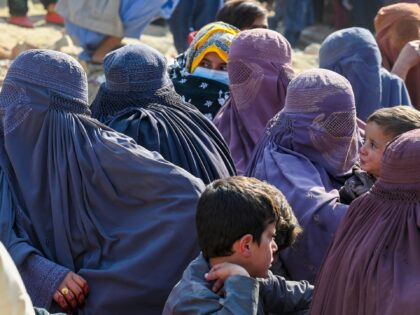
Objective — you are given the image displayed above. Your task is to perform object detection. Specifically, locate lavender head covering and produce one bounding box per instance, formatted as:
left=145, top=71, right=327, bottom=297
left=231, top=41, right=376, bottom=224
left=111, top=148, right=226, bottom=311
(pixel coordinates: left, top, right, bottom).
left=247, top=69, right=361, bottom=282
left=214, top=28, right=295, bottom=175
left=311, top=129, right=420, bottom=315
left=320, top=27, right=412, bottom=121
left=0, top=49, right=204, bottom=314
left=91, top=44, right=236, bottom=184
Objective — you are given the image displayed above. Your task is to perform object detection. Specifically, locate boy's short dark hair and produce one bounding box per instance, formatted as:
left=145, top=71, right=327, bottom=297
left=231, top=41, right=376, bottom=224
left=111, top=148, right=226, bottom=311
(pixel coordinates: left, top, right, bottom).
left=216, top=0, right=267, bottom=30
left=196, top=176, right=302, bottom=259
left=367, top=106, right=420, bottom=138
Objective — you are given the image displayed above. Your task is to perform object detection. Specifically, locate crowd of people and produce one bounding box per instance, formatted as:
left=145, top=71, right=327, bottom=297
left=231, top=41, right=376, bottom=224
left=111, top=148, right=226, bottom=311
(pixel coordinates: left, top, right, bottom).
left=0, top=0, right=419, bottom=314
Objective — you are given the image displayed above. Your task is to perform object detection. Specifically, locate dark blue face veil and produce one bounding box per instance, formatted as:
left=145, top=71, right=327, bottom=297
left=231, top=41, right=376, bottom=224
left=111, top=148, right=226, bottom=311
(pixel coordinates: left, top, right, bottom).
left=90, top=44, right=236, bottom=184
left=0, top=49, right=205, bottom=314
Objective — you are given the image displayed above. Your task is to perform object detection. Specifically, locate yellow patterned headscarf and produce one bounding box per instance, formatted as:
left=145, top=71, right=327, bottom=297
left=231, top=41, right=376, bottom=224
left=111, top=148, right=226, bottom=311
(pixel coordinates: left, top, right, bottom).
left=185, top=22, right=240, bottom=73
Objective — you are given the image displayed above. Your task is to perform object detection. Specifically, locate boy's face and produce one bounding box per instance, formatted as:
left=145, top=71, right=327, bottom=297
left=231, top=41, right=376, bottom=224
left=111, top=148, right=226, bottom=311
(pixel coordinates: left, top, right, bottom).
left=248, top=223, right=278, bottom=278
left=360, top=122, right=394, bottom=177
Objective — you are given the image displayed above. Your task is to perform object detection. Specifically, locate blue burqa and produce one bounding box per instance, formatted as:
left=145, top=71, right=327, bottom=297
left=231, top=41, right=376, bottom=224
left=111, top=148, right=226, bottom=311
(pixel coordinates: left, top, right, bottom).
left=246, top=69, right=361, bottom=283
left=319, top=27, right=412, bottom=121
left=0, top=49, right=205, bottom=314
left=91, top=44, right=236, bottom=184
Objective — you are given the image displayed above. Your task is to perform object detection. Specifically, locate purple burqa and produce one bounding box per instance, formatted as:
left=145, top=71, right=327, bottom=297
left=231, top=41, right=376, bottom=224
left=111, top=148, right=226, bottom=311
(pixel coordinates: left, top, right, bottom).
left=246, top=69, right=361, bottom=283
left=310, top=128, right=420, bottom=315
left=0, top=50, right=205, bottom=314
left=214, top=28, right=295, bottom=175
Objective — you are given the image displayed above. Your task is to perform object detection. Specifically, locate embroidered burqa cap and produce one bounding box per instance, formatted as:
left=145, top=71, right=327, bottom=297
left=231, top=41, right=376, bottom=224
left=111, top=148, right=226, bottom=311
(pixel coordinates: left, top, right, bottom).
left=4, top=48, right=88, bottom=102
left=0, top=49, right=204, bottom=314
left=91, top=44, right=236, bottom=183
left=214, top=28, right=295, bottom=174
left=320, top=27, right=412, bottom=121
left=246, top=69, right=361, bottom=282
left=310, top=128, right=420, bottom=315
left=375, top=3, right=420, bottom=109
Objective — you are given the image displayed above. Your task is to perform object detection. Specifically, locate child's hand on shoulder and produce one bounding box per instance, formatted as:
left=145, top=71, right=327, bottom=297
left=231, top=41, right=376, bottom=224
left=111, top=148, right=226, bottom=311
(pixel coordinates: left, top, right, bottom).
left=205, top=263, right=250, bottom=294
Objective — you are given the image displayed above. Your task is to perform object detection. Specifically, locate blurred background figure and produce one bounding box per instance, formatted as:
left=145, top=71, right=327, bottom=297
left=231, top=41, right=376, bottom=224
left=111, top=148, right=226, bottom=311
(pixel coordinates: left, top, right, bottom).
left=348, top=0, right=382, bottom=32
left=283, top=0, right=314, bottom=46
left=57, top=0, right=179, bottom=63
left=268, top=0, right=284, bottom=30
left=168, top=0, right=223, bottom=53
left=375, top=2, right=420, bottom=109
left=217, top=0, right=268, bottom=30
left=7, top=0, right=63, bottom=28
left=319, top=27, right=412, bottom=121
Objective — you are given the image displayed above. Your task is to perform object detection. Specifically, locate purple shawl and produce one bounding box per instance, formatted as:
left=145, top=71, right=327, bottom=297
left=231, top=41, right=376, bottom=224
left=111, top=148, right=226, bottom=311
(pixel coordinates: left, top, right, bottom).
left=214, top=29, right=295, bottom=175
left=246, top=69, right=361, bottom=283
left=0, top=49, right=204, bottom=314
left=310, top=128, right=420, bottom=315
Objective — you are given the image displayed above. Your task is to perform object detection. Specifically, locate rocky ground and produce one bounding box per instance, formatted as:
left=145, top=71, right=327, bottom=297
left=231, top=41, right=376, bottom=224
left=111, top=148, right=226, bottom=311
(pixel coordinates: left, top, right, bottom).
left=0, top=0, right=334, bottom=102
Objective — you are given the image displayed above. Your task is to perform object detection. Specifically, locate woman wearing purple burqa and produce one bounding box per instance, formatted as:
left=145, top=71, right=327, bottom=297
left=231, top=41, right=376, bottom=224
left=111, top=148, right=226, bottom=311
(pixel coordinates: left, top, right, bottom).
left=310, top=128, right=420, bottom=315
left=0, top=49, right=204, bottom=315
left=246, top=69, right=361, bottom=283
left=214, top=28, right=295, bottom=175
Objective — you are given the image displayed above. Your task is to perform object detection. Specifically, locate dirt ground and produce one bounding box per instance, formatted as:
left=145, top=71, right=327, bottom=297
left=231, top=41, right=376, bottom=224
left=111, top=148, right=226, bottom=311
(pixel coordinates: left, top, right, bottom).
left=0, top=0, right=331, bottom=102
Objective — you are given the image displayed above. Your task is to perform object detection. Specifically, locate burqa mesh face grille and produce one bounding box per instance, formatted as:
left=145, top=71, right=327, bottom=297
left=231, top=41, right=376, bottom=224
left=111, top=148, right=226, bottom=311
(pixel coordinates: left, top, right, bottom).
left=0, top=82, right=32, bottom=136
left=320, top=111, right=356, bottom=138
left=228, top=60, right=253, bottom=85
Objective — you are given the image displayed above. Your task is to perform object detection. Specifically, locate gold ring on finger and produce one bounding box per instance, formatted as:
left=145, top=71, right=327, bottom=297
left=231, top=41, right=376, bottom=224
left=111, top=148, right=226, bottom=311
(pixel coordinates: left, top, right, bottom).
left=61, top=287, right=69, bottom=295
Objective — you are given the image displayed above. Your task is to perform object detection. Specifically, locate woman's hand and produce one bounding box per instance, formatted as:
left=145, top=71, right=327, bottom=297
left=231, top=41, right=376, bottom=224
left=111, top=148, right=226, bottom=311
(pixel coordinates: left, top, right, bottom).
left=392, top=40, right=420, bottom=81
left=53, top=271, right=89, bottom=312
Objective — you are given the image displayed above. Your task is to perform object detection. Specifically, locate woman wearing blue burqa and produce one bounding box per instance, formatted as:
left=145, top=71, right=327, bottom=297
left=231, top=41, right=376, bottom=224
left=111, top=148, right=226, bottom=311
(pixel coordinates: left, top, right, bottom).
left=91, top=44, right=236, bottom=184
left=56, top=0, right=179, bottom=63
left=0, top=49, right=205, bottom=314
left=319, top=27, right=412, bottom=122
left=246, top=69, right=362, bottom=283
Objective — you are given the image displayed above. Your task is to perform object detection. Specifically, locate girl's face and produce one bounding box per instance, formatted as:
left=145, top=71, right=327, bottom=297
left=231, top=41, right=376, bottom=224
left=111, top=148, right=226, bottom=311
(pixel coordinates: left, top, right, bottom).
left=360, top=122, right=394, bottom=177
left=198, top=52, right=227, bottom=71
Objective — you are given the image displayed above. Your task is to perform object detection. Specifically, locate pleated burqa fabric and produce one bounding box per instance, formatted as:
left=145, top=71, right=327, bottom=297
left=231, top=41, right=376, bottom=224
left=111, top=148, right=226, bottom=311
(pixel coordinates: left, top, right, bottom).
left=311, top=129, right=420, bottom=315
left=91, top=44, right=236, bottom=184
left=0, top=49, right=205, bottom=315
left=319, top=27, right=412, bottom=121
left=246, top=69, right=361, bottom=283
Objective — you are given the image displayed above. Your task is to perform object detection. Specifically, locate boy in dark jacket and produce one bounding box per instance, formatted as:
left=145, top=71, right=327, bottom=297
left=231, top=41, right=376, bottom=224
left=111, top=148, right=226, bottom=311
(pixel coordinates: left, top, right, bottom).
left=164, top=176, right=313, bottom=315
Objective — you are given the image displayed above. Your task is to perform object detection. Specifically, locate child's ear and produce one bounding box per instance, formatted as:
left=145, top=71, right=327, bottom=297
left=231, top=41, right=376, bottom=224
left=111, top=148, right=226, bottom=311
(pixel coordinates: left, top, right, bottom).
left=236, top=234, right=254, bottom=257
